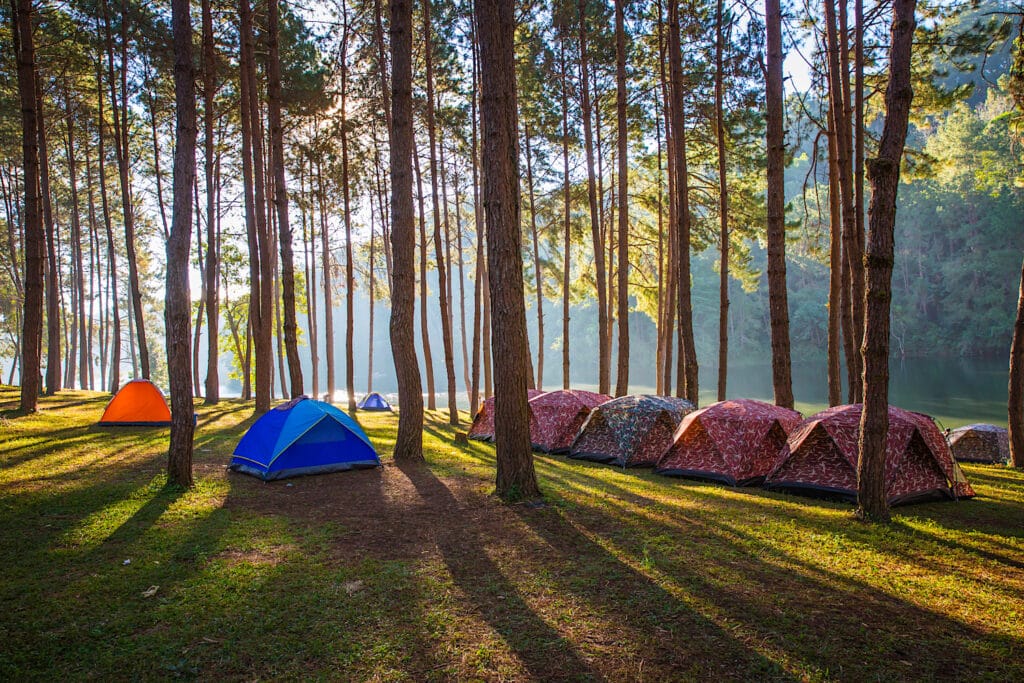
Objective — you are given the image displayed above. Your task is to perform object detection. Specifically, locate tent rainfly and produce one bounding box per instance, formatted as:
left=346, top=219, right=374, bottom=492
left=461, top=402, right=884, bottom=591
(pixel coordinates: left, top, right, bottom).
left=528, top=390, right=611, bottom=454
left=948, top=423, right=1009, bottom=464
left=357, top=392, right=393, bottom=412
left=98, top=379, right=172, bottom=426
left=468, top=389, right=546, bottom=441
left=570, top=395, right=696, bottom=467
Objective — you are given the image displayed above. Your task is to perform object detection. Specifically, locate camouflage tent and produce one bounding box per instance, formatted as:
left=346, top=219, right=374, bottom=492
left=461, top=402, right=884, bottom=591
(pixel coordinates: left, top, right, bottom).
left=765, top=404, right=975, bottom=505
left=528, top=390, right=610, bottom=453
left=468, top=389, right=545, bottom=441
left=655, top=399, right=802, bottom=486
left=949, top=423, right=1010, bottom=464
left=569, top=395, right=696, bottom=467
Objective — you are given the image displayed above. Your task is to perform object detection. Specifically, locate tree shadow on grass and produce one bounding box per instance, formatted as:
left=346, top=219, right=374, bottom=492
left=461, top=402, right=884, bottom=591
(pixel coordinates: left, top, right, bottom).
left=397, top=459, right=604, bottom=681
left=531, top=463, right=1024, bottom=680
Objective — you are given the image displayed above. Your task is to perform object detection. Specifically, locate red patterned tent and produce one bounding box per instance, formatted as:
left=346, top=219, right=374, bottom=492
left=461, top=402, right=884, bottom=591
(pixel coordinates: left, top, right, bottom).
left=528, top=390, right=611, bottom=453
left=765, top=404, right=975, bottom=505
left=468, top=389, right=545, bottom=441
left=654, top=399, right=802, bottom=485
left=570, top=395, right=696, bottom=467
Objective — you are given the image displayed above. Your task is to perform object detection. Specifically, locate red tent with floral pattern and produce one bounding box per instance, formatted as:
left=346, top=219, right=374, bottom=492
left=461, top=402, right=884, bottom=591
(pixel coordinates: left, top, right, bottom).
left=654, top=399, right=802, bottom=485
left=528, top=390, right=611, bottom=453
left=468, top=389, right=545, bottom=441
left=765, top=404, right=975, bottom=505
left=570, top=395, right=696, bottom=467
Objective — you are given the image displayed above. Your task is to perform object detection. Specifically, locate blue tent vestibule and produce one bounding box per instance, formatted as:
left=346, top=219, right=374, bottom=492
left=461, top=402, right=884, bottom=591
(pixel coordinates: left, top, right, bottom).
left=357, top=392, right=392, bottom=411
left=230, top=397, right=380, bottom=480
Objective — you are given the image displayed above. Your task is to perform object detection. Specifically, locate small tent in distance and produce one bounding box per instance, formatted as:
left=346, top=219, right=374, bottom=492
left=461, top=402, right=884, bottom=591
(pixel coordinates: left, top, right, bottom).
left=357, top=392, right=393, bottom=412
left=949, top=423, right=1009, bottom=464
left=98, top=379, right=172, bottom=426
left=230, top=397, right=380, bottom=480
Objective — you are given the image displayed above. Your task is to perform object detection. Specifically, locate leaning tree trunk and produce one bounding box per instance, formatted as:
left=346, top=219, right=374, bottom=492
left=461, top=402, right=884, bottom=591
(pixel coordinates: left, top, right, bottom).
left=166, top=0, right=197, bottom=488
left=477, top=0, right=540, bottom=501
left=857, top=0, right=917, bottom=523
left=766, top=0, right=794, bottom=409
left=614, top=0, right=630, bottom=397
left=11, top=0, right=44, bottom=413
left=389, top=0, right=424, bottom=461
left=1009, top=258, right=1024, bottom=468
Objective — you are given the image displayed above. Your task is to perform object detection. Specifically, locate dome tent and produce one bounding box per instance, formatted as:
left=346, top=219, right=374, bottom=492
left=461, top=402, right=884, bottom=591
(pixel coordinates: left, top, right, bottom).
left=528, top=390, right=611, bottom=454
left=765, top=404, right=975, bottom=505
left=654, top=399, right=802, bottom=486
left=357, top=392, right=392, bottom=412
left=570, top=395, right=696, bottom=467
left=98, top=379, right=172, bottom=426
left=230, top=397, right=380, bottom=480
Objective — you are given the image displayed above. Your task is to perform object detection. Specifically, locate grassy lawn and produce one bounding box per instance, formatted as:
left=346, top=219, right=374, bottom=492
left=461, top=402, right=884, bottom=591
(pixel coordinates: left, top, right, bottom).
left=1, top=387, right=1022, bottom=681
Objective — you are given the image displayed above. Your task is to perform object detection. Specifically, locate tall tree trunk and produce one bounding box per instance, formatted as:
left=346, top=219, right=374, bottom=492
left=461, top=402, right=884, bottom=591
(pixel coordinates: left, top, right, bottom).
left=828, top=117, right=843, bottom=406
left=414, top=149, right=437, bottom=410
left=476, top=0, right=540, bottom=500
left=524, top=128, right=544, bottom=391
left=95, top=51, right=121, bottom=392
left=389, top=0, right=424, bottom=461
left=714, top=0, right=729, bottom=402
left=453, top=157, right=471, bottom=404
left=339, top=14, right=356, bottom=411
left=857, top=0, right=917, bottom=523
left=84, top=136, right=99, bottom=389
left=368, top=201, right=376, bottom=394
left=12, top=0, right=43, bottom=412
left=1009, top=258, right=1024, bottom=468
left=102, top=0, right=149, bottom=379
left=37, top=69, right=60, bottom=394
left=423, top=0, right=459, bottom=424
left=268, top=0, right=303, bottom=398
left=301, top=162, right=319, bottom=397
left=239, top=0, right=272, bottom=413
left=825, top=0, right=863, bottom=402
left=167, top=0, right=197, bottom=487
left=560, top=36, right=571, bottom=391
left=470, top=26, right=484, bottom=417
left=65, top=94, right=89, bottom=390
left=765, top=0, right=793, bottom=408
left=202, top=0, right=219, bottom=403
left=667, top=0, right=697, bottom=404
left=614, top=0, right=630, bottom=397
left=577, top=0, right=610, bottom=395
left=317, top=157, right=335, bottom=402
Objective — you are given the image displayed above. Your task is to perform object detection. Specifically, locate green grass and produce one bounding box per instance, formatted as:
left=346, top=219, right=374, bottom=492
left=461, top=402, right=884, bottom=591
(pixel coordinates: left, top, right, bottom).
left=1, top=387, right=1022, bottom=681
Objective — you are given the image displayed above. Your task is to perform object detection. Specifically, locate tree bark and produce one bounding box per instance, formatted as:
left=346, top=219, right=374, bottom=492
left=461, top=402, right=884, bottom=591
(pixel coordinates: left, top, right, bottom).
left=476, top=0, right=540, bottom=500
left=1009, top=258, right=1024, bottom=468
left=267, top=0, right=303, bottom=398
left=390, top=0, right=424, bottom=461
left=11, top=0, right=43, bottom=412
left=577, top=0, right=610, bottom=395
left=414, top=148, right=436, bottom=410
left=614, top=0, right=630, bottom=397
left=64, top=94, right=89, bottom=390
left=765, top=0, right=793, bottom=409
left=858, top=0, right=917, bottom=523
left=316, top=157, right=334, bottom=402
left=470, top=27, right=484, bottom=416
left=37, top=67, right=60, bottom=394
left=166, top=0, right=197, bottom=488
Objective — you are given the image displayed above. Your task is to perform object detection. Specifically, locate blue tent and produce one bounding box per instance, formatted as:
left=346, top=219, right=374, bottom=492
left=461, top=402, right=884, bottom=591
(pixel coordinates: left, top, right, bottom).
left=357, top=392, right=392, bottom=412
left=230, top=397, right=380, bottom=480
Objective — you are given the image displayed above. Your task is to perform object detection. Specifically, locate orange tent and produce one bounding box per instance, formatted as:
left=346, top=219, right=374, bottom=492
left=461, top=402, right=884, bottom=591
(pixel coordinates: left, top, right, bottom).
left=98, top=379, right=172, bottom=426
